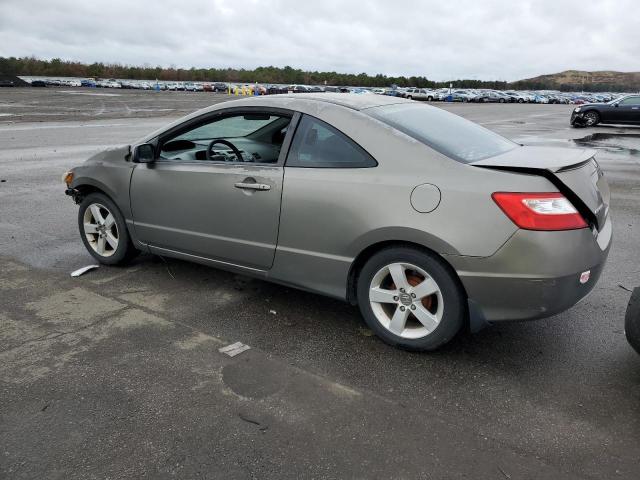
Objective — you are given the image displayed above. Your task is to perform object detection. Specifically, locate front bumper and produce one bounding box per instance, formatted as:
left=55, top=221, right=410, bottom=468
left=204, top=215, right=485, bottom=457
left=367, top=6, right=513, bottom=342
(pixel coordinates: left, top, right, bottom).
left=570, top=111, right=587, bottom=126
left=445, top=215, right=612, bottom=322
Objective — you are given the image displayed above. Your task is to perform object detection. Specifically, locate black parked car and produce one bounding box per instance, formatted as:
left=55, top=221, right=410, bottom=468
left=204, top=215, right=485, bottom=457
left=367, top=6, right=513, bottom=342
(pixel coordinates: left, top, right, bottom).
left=266, top=84, right=288, bottom=95
left=212, top=82, right=227, bottom=92
left=31, top=80, right=47, bottom=87
left=571, top=94, right=640, bottom=127
left=626, top=287, right=640, bottom=354
left=287, top=85, right=310, bottom=93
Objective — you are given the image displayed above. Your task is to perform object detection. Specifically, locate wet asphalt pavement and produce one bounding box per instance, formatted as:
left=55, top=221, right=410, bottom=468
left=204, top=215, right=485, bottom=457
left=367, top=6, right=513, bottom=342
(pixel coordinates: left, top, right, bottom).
left=1, top=89, right=639, bottom=479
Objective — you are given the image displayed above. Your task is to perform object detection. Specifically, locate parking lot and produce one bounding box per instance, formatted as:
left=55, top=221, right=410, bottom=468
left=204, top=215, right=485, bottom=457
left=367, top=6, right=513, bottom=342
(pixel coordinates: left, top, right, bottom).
left=1, top=88, right=639, bottom=479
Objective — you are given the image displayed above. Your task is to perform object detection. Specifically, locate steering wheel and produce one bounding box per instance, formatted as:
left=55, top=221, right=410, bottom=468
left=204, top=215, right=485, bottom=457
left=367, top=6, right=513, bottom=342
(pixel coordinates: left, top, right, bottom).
left=206, top=139, right=244, bottom=162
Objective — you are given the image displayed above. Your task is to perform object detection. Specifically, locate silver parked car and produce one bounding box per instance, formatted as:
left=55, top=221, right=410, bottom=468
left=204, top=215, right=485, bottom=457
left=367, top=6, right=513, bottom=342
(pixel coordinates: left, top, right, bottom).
left=404, top=88, right=436, bottom=101
left=63, top=94, right=612, bottom=350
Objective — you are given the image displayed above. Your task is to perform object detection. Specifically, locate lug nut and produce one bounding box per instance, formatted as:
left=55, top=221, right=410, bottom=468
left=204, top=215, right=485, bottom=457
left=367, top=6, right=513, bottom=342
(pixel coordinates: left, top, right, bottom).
left=410, top=305, right=416, bottom=310
left=400, top=288, right=405, bottom=293
left=393, top=296, right=399, bottom=301
left=400, top=306, right=405, bottom=312
left=411, top=293, right=416, bottom=298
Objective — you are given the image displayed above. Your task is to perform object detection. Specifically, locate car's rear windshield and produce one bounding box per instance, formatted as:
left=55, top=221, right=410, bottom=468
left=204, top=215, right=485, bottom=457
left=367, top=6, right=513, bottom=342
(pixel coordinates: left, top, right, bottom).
left=365, top=103, right=517, bottom=163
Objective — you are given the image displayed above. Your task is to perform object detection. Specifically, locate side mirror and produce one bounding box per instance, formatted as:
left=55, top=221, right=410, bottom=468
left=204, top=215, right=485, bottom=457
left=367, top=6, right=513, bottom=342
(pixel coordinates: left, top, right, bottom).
left=132, top=143, right=155, bottom=163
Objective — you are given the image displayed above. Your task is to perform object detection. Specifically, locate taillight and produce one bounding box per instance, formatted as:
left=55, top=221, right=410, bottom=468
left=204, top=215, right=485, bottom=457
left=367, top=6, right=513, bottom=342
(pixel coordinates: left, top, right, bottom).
left=492, top=192, right=588, bottom=231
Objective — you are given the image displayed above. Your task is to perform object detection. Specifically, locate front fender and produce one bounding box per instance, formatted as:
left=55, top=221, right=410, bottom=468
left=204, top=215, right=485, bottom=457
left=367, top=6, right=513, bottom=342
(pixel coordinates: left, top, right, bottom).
left=69, top=162, right=135, bottom=221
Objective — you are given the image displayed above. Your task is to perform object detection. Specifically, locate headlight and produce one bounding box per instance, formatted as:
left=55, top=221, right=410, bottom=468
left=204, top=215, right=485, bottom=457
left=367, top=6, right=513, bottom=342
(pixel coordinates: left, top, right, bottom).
left=62, top=171, right=74, bottom=186
left=574, top=107, right=581, bottom=113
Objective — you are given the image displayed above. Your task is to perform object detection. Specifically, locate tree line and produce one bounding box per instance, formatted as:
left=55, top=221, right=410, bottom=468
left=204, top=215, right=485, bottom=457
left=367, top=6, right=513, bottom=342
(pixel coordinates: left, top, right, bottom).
left=0, top=56, right=627, bottom=91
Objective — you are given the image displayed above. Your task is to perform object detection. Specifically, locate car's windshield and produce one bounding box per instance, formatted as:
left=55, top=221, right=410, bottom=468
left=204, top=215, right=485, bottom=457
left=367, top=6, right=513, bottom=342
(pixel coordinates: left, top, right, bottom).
left=365, top=103, right=518, bottom=163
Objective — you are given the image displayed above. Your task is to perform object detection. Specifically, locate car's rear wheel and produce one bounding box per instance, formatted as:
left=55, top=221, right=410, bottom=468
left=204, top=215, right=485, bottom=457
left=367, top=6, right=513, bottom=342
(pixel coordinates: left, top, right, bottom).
left=406, top=95, right=412, bottom=100
left=584, top=110, right=600, bottom=126
left=356, top=247, right=465, bottom=351
left=78, top=192, right=138, bottom=265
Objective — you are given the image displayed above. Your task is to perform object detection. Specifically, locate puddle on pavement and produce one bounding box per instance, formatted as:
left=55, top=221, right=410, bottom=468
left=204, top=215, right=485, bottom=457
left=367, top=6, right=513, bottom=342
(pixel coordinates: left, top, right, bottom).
left=519, top=133, right=640, bottom=163
left=571, top=133, right=640, bottom=158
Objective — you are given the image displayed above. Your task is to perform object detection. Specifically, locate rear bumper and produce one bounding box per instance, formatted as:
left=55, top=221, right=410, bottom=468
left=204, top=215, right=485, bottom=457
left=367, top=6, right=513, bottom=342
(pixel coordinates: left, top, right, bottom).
left=445, top=216, right=612, bottom=322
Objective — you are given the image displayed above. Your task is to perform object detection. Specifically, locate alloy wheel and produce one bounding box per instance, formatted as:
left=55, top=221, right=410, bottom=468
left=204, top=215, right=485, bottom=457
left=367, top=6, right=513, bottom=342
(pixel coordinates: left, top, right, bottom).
left=369, top=262, right=444, bottom=339
left=83, top=203, right=119, bottom=257
left=584, top=111, right=599, bottom=126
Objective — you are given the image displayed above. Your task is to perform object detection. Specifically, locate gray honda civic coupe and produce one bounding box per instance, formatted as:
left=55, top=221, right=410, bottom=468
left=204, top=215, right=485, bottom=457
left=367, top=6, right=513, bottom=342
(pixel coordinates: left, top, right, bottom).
left=63, top=94, right=612, bottom=350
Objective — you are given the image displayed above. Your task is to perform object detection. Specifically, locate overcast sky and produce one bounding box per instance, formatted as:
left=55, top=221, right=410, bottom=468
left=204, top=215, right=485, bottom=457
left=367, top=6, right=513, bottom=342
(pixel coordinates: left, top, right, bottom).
left=0, top=0, right=637, bottom=81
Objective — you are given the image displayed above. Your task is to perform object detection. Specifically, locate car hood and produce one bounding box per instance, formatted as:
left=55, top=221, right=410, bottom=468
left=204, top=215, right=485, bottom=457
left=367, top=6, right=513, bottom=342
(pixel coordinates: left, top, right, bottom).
left=576, top=102, right=607, bottom=108
left=84, top=145, right=131, bottom=165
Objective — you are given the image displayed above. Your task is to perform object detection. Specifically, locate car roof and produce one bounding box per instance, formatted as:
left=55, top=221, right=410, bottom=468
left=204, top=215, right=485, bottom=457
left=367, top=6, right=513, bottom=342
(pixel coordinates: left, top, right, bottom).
left=211, top=93, right=412, bottom=112
left=138, top=93, right=412, bottom=143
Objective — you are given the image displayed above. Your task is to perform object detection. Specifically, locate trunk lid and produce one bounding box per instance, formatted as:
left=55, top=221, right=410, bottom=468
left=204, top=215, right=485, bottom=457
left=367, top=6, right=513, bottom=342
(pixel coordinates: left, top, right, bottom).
left=473, top=146, right=610, bottom=230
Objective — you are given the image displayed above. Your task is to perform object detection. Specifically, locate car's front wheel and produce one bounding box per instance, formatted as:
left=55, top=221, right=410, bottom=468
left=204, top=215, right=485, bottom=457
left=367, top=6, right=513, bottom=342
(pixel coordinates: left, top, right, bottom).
left=583, top=110, right=600, bottom=126
left=356, top=247, right=465, bottom=351
left=78, top=192, right=138, bottom=265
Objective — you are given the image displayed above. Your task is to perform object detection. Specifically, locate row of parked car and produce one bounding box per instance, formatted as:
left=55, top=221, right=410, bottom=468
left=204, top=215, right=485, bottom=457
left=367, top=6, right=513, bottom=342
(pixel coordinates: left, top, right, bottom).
left=23, top=77, right=625, bottom=105
left=375, top=87, right=620, bottom=104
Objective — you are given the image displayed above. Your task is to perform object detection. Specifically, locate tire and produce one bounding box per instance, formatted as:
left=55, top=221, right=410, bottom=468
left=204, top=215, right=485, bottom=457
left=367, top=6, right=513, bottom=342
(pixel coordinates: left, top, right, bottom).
left=518, top=98, right=524, bottom=103
left=406, top=95, right=412, bottom=100
left=499, top=98, right=505, bottom=103
left=583, top=110, right=600, bottom=126
left=356, top=247, right=465, bottom=351
left=625, top=287, right=640, bottom=354
left=78, top=192, right=138, bottom=265
left=427, top=96, right=433, bottom=101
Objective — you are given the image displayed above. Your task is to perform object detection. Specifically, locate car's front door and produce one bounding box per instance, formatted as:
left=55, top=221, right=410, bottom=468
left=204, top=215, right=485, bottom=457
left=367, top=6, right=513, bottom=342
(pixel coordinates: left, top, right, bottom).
left=130, top=109, right=296, bottom=270
left=614, top=96, right=640, bottom=124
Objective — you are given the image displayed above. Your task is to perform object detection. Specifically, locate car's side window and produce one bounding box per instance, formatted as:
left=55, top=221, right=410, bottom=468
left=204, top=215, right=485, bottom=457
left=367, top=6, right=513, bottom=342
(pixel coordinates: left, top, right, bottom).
left=619, top=96, right=640, bottom=106
left=286, top=115, right=377, bottom=168
left=158, top=112, right=291, bottom=164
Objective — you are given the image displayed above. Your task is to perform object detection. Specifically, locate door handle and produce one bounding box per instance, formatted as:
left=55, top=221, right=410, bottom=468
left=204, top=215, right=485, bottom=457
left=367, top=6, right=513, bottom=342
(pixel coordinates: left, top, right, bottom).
left=234, top=182, right=271, bottom=191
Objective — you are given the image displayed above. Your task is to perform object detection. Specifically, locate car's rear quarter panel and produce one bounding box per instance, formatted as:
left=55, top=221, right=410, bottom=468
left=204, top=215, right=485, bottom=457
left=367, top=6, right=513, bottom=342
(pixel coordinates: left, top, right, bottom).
left=268, top=102, right=557, bottom=300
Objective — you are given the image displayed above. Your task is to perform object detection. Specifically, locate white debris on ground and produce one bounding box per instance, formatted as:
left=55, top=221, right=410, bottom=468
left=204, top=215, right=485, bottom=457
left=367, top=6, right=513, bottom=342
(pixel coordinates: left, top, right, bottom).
left=70, top=265, right=99, bottom=277
left=218, top=342, right=251, bottom=357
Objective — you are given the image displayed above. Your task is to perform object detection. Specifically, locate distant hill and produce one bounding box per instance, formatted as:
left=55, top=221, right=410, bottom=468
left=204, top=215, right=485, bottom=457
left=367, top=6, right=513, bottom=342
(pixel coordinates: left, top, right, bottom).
left=512, top=70, right=640, bottom=92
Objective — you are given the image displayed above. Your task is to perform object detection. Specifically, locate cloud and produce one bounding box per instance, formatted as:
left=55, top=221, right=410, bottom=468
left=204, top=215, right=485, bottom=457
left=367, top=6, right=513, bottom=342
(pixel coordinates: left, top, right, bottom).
left=0, top=0, right=638, bottom=81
